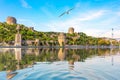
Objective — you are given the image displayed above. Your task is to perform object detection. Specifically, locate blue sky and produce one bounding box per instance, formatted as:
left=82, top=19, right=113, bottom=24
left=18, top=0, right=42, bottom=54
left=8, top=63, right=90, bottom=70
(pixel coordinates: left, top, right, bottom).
left=0, top=0, right=120, bottom=38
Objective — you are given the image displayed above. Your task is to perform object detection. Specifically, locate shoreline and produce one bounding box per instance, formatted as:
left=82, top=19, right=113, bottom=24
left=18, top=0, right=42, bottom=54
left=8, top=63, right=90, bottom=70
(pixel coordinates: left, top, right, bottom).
left=0, top=45, right=119, bottom=49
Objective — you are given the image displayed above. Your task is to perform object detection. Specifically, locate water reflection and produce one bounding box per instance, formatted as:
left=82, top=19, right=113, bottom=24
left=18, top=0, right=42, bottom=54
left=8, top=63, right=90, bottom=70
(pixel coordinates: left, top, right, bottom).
left=0, top=48, right=119, bottom=71
left=0, top=48, right=120, bottom=79
left=15, top=48, right=22, bottom=61
left=68, top=59, right=74, bottom=70
left=7, top=70, right=18, bottom=80
left=110, top=48, right=114, bottom=66
left=58, top=48, right=66, bottom=61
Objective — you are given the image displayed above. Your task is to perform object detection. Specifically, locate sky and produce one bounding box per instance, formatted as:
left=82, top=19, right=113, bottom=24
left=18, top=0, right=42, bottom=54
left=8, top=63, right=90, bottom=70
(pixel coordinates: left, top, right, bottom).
left=0, top=0, right=120, bottom=38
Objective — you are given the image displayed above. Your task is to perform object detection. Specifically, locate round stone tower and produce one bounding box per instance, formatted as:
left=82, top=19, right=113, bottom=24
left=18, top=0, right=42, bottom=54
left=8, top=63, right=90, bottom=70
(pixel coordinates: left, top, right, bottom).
left=68, top=27, right=74, bottom=34
left=58, top=33, right=66, bottom=46
left=6, top=16, right=17, bottom=25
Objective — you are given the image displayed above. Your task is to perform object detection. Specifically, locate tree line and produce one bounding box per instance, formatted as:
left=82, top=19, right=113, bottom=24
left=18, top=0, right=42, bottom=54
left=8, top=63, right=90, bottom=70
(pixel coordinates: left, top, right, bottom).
left=0, top=22, right=119, bottom=46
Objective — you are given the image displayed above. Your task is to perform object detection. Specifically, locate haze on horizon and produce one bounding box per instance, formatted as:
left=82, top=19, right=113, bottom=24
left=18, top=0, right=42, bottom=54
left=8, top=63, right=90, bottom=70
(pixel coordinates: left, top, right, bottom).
left=0, top=0, right=120, bottom=38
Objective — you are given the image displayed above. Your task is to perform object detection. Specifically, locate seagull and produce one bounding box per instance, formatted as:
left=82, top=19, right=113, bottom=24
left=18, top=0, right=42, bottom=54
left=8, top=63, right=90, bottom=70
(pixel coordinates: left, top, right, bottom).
left=59, top=8, right=74, bottom=17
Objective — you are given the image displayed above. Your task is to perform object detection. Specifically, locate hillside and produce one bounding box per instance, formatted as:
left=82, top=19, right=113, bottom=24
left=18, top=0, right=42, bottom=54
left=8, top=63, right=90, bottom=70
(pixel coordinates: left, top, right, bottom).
left=0, top=22, right=118, bottom=46
left=0, top=22, right=59, bottom=42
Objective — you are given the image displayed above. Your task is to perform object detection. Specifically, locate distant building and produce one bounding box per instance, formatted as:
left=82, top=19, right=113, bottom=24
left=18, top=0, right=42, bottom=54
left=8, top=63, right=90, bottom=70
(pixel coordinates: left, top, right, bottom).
left=68, top=27, right=74, bottom=34
left=29, top=27, right=34, bottom=31
left=6, top=16, right=17, bottom=25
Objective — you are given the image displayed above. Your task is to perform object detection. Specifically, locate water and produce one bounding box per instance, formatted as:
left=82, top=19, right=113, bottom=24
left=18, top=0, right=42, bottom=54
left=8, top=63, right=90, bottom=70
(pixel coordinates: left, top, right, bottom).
left=0, top=48, right=120, bottom=80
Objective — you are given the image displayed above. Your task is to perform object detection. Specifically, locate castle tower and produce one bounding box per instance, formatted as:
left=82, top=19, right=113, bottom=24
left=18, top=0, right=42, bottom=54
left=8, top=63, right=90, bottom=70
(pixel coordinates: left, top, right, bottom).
left=68, top=27, right=74, bottom=34
left=29, top=27, right=34, bottom=32
left=15, top=25, right=21, bottom=46
left=58, top=33, right=66, bottom=46
left=6, top=16, right=17, bottom=25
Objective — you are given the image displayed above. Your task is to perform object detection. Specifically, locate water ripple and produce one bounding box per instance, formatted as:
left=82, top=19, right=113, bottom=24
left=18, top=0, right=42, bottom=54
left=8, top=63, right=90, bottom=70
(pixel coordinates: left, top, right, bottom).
left=10, top=61, right=120, bottom=80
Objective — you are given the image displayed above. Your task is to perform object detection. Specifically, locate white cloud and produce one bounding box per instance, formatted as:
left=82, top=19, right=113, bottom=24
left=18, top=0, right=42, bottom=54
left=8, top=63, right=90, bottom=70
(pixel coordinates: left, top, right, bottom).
left=80, top=29, right=120, bottom=39
left=82, top=29, right=103, bottom=37
left=76, top=10, right=106, bottom=21
left=42, top=10, right=120, bottom=38
left=18, top=8, right=120, bottom=38
left=20, top=0, right=32, bottom=8
left=101, top=30, right=120, bottom=39
left=44, top=10, right=106, bottom=32
left=18, top=18, right=36, bottom=27
left=117, top=12, right=120, bottom=16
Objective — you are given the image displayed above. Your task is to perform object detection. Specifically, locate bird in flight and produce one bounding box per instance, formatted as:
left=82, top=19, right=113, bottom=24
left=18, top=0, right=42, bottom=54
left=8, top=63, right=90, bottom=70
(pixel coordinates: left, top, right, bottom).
left=59, top=8, right=74, bottom=17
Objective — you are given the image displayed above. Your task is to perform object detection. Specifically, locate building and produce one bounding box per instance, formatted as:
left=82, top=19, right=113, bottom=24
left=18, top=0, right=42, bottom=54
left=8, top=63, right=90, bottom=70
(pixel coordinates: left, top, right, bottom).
left=58, top=33, right=66, bottom=46
left=15, top=25, right=21, bottom=46
left=68, top=27, right=74, bottom=34
left=29, top=27, right=34, bottom=31
left=6, top=16, right=17, bottom=25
